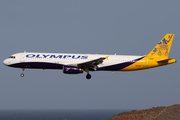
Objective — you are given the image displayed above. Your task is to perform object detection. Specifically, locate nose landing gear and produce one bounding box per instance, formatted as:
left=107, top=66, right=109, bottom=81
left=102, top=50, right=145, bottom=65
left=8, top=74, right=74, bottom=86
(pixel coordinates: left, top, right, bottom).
left=20, top=68, right=25, bottom=77
left=20, top=73, right=24, bottom=77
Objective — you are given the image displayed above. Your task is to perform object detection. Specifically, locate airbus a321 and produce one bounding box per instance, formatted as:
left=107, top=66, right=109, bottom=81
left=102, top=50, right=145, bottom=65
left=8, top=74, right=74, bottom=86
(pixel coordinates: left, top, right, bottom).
left=3, top=34, right=176, bottom=79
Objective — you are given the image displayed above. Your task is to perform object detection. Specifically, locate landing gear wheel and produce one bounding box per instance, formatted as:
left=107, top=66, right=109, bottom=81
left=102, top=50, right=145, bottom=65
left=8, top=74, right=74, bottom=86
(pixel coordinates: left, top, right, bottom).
left=20, top=73, right=24, bottom=77
left=20, top=68, right=25, bottom=77
left=86, top=74, right=91, bottom=79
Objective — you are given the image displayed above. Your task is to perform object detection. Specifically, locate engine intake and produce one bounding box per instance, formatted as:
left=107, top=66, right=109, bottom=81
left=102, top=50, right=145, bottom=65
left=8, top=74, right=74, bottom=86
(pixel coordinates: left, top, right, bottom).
left=63, top=65, right=83, bottom=74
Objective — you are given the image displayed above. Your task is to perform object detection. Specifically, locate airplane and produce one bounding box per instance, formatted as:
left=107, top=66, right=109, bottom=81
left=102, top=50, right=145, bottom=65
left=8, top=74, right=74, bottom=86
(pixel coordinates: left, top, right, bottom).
left=3, top=34, right=176, bottom=79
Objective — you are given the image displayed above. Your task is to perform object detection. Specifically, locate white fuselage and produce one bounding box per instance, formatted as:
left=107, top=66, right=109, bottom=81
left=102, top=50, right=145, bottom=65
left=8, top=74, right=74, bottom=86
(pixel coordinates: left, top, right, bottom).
left=3, top=52, right=143, bottom=71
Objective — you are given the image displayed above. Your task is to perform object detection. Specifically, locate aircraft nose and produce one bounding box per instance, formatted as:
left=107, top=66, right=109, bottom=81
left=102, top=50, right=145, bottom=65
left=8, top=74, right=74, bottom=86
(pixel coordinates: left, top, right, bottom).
left=3, top=59, right=9, bottom=66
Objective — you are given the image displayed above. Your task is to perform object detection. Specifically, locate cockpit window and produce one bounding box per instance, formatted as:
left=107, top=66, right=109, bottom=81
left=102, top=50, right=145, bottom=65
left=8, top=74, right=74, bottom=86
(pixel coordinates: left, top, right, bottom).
left=9, top=56, right=15, bottom=59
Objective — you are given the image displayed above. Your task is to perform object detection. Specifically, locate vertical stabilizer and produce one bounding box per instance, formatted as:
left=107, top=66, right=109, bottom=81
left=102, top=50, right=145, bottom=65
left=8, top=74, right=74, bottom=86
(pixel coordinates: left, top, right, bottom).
left=146, top=34, right=174, bottom=60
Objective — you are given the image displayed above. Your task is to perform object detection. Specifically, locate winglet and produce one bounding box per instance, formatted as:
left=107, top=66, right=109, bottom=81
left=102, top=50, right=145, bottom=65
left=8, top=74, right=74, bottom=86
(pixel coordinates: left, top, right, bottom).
left=105, top=55, right=109, bottom=60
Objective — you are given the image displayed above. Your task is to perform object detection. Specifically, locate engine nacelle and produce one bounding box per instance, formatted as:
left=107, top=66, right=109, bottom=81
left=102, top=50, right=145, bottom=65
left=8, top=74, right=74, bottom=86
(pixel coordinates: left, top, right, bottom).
left=63, top=65, right=83, bottom=74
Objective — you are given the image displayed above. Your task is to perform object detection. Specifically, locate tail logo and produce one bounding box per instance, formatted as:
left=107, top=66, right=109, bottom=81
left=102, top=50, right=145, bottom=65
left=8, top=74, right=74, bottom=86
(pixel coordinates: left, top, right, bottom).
left=151, top=35, right=173, bottom=57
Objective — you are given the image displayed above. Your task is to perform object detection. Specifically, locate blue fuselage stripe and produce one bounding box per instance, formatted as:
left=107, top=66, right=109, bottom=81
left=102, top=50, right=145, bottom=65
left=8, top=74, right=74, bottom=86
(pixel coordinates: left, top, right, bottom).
left=97, top=57, right=143, bottom=71
left=9, top=62, right=63, bottom=69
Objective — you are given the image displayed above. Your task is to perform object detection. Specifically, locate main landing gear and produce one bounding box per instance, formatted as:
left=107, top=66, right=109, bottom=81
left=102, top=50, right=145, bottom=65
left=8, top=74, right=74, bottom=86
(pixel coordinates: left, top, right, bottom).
left=20, top=68, right=25, bottom=77
left=86, top=74, right=91, bottom=79
left=85, top=68, right=91, bottom=79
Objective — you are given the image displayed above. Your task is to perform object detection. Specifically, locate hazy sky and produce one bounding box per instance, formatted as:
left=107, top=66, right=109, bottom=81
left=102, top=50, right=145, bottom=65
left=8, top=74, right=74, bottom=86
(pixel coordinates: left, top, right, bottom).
left=0, top=0, right=180, bottom=110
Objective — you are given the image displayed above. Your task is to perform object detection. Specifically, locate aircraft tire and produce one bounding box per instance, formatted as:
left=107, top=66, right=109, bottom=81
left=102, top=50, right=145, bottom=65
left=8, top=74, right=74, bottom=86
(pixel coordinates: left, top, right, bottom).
left=86, top=74, right=91, bottom=79
left=20, top=73, right=24, bottom=77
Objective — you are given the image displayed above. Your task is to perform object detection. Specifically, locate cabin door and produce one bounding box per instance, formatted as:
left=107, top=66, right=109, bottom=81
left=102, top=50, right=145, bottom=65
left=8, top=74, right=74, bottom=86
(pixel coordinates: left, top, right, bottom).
left=20, top=52, right=25, bottom=63
left=54, top=58, right=59, bottom=64
left=143, top=58, right=148, bottom=66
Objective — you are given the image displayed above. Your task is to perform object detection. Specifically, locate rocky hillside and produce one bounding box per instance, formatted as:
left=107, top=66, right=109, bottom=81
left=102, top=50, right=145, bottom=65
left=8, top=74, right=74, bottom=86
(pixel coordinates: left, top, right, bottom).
left=110, top=104, right=180, bottom=120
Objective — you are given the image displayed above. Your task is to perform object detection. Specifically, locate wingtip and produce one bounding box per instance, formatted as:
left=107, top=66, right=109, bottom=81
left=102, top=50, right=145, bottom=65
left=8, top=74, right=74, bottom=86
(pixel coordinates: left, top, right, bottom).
left=105, top=55, right=109, bottom=60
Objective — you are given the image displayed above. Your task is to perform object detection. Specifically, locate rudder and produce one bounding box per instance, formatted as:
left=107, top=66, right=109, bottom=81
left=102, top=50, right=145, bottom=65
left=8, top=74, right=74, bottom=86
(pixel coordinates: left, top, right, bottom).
left=146, top=34, right=174, bottom=60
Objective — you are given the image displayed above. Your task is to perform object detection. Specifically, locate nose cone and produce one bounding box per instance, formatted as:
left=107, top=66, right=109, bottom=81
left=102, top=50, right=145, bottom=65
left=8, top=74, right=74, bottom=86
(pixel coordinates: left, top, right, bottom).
left=3, top=59, right=9, bottom=66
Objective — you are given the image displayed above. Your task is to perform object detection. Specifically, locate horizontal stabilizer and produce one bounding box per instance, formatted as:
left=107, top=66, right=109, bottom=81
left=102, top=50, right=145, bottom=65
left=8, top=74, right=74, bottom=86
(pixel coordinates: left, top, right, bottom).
left=157, top=58, right=176, bottom=65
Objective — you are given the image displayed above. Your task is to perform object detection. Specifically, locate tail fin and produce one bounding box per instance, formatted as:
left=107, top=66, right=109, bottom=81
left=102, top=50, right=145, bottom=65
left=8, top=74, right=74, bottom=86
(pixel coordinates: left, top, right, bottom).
left=146, top=34, right=174, bottom=60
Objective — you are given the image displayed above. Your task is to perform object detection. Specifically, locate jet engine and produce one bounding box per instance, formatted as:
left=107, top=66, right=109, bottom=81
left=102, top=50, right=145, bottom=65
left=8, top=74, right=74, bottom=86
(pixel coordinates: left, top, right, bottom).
left=63, top=65, right=83, bottom=74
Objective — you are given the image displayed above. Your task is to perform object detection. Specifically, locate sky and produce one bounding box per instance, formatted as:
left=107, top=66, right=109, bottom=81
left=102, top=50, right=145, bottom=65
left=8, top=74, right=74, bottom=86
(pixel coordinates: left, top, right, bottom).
left=0, top=0, right=180, bottom=110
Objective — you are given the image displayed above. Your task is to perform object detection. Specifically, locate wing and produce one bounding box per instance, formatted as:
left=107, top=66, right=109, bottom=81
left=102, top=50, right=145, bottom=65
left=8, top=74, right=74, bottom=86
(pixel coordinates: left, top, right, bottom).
left=77, top=56, right=109, bottom=70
